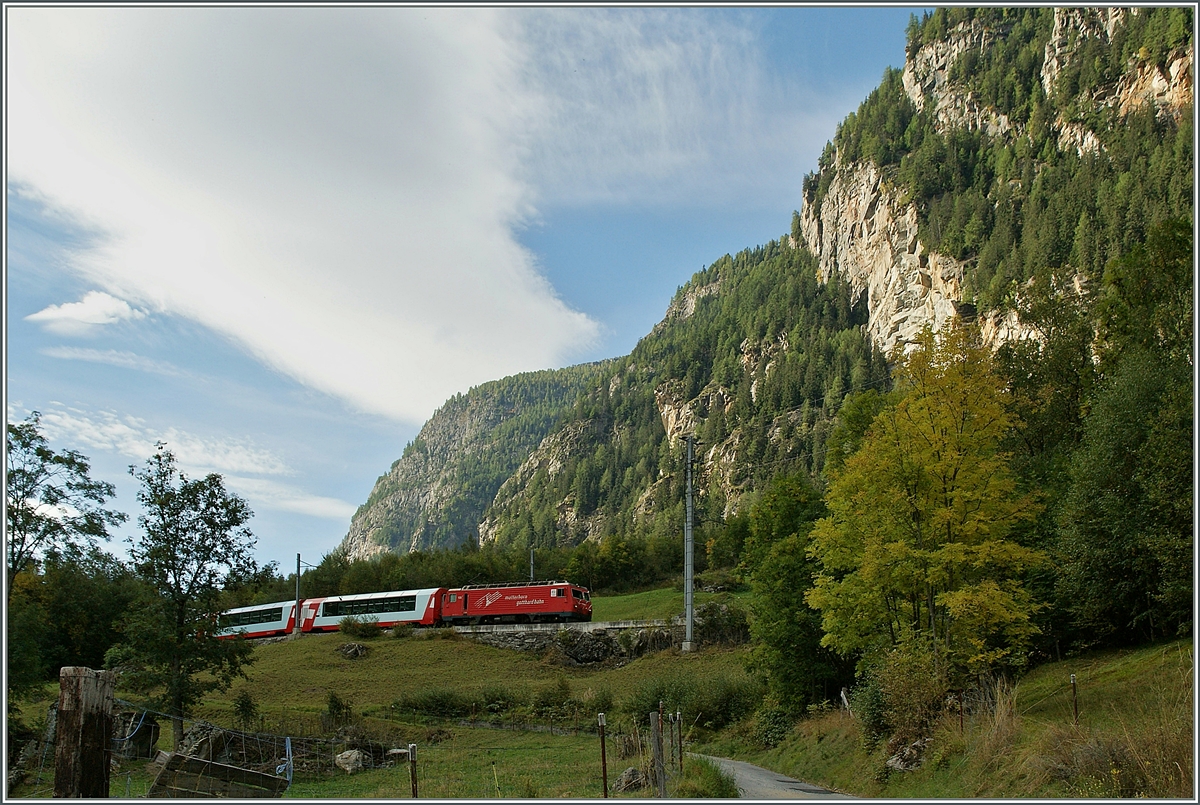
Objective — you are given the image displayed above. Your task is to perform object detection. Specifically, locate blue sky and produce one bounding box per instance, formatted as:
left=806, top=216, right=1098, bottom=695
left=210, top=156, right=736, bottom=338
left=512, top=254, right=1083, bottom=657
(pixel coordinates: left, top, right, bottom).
left=6, top=6, right=922, bottom=571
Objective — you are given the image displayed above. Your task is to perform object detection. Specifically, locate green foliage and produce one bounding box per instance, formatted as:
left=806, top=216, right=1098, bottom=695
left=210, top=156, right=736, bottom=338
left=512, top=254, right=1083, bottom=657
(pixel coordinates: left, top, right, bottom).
left=1055, top=349, right=1192, bottom=645
left=621, top=671, right=763, bottom=731
left=808, top=326, right=1045, bottom=679
left=532, top=677, right=572, bottom=716
left=325, top=689, right=353, bottom=726
left=338, top=615, right=382, bottom=639
left=231, top=689, right=259, bottom=731
left=392, top=689, right=472, bottom=719
left=751, top=702, right=795, bottom=748
left=6, top=411, right=127, bottom=597
left=357, top=364, right=608, bottom=552
left=105, top=444, right=257, bottom=751
left=674, top=756, right=740, bottom=798
left=807, top=9, right=1191, bottom=312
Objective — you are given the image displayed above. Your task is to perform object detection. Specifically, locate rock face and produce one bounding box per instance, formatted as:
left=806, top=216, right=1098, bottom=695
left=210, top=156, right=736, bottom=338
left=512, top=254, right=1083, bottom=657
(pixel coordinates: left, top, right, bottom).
left=800, top=159, right=969, bottom=356
left=800, top=7, right=1193, bottom=357
left=339, top=365, right=603, bottom=559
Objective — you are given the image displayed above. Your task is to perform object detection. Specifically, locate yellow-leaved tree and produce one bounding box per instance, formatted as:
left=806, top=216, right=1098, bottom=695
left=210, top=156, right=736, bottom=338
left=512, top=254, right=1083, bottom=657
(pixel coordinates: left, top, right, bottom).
left=806, top=324, right=1044, bottom=680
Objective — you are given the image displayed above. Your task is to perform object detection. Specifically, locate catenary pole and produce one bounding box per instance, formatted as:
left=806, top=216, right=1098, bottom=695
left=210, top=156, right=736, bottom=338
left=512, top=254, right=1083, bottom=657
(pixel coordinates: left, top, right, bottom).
left=294, top=553, right=302, bottom=635
left=683, top=434, right=695, bottom=652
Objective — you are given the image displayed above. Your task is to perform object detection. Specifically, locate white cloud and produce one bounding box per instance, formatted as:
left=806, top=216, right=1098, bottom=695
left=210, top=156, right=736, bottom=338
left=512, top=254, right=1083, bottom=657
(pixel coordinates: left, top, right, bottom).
left=222, top=477, right=358, bottom=521
left=40, top=346, right=183, bottom=376
left=7, top=7, right=597, bottom=425
left=6, top=8, right=843, bottom=424
left=514, top=8, right=845, bottom=206
left=25, top=291, right=146, bottom=336
left=30, top=405, right=290, bottom=478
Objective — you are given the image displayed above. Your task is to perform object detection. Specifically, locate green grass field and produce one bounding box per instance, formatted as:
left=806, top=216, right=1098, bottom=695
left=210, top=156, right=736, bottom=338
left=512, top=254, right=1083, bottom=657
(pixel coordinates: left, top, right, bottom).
left=589, top=585, right=748, bottom=623
left=693, top=638, right=1194, bottom=799
left=8, top=589, right=1191, bottom=799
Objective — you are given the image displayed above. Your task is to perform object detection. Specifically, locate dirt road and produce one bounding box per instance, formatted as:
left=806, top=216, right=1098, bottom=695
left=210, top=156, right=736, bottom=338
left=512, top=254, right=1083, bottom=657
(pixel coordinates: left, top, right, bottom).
left=693, top=754, right=853, bottom=799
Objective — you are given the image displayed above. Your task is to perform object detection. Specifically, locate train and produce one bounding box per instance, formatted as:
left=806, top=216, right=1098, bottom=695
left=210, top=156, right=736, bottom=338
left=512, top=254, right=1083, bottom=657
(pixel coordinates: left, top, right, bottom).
left=216, top=580, right=593, bottom=639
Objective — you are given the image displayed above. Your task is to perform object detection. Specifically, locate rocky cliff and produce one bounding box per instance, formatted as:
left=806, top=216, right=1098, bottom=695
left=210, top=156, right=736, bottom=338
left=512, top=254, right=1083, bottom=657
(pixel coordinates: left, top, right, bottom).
left=339, top=364, right=606, bottom=561
left=799, top=7, right=1192, bottom=356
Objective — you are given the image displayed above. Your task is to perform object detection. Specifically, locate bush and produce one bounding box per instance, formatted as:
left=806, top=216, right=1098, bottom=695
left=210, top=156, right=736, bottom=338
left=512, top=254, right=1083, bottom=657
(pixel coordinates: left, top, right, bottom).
left=339, top=616, right=382, bottom=639
left=533, top=677, right=572, bottom=716
left=392, top=689, right=472, bottom=719
left=326, top=690, right=352, bottom=726
left=752, top=702, right=794, bottom=748
left=232, top=689, right=259, bottom=731
left=876, top=645, right=950, bottom=747
left=849, top=674, right=889, bottom=750
left=390, top=624, right=414, bottom=639
left=476, top=685, right=523, bottom=714
left=693, top=599, right=750, bottom=645
left=622, top=671, right=762, bottom=731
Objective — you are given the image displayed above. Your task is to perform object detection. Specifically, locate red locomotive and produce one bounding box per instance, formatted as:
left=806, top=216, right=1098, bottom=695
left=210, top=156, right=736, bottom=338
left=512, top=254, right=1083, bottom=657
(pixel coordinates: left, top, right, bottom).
left=440, top=580, right=592, bottom=625
left=217, top=580, right=591, bottom=639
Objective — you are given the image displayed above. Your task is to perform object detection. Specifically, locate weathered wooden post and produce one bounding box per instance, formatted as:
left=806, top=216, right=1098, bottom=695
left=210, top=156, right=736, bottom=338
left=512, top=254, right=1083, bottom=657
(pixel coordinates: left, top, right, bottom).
left=650, top=711, right=665, bottom=798
left=1071, top=674, right=1078, bottom=726
left=408, top=743, right=418, bottom=798
left=675, top=710, right=683, bottom=774
left=54, top=667, right=115, bottom=798
left=598, top=712, right=608, bottom=798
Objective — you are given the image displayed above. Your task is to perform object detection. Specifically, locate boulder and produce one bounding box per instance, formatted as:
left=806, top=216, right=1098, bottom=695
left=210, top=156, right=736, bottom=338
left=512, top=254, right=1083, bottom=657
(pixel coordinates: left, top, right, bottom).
left=611, top=766, right=647, bottom=793
left=337, top=642, right=369, bottom=659
left=335, top=749, right=368, bottom=774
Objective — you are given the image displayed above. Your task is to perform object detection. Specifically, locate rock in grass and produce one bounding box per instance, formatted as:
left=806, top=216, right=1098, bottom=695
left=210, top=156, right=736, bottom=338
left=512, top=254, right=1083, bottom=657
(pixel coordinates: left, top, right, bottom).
left=337, top=642, right=369, bottom=659
left=611, top=766, right=647, bottom=792
left=335, top=749, right=368, bottom=774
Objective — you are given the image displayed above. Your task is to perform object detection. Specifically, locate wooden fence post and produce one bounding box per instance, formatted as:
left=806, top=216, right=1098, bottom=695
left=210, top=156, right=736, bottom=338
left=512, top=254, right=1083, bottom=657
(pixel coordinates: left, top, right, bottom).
left=598, top=713, right=608, bottom=798
left=408, top=743, right=418, bottom=798
left=54, top=667, right=115, bottom=798
left=650, top=711, right=665, bottom=798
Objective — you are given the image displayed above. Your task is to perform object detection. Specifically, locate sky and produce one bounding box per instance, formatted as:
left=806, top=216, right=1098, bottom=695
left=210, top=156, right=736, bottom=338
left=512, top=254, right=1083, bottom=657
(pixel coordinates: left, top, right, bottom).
left=6, top=6, right=923, bottom=573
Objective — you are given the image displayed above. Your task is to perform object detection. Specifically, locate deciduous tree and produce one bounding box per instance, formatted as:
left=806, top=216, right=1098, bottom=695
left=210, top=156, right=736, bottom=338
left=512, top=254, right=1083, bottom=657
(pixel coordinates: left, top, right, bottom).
left=6, top=412, right=126, bottom=599
left=105, top=445, right=258, bottom=750
left=806, top=325, right=1044, bottom=679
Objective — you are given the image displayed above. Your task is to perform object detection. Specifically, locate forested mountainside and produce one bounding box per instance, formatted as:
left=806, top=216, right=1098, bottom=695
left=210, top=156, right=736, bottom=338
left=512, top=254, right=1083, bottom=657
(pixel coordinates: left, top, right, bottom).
left=801, top=6, right=1192, bottom=353
left=341, top=364, right=609, bottom=557
left=340, top=7, right=1191, bottom=567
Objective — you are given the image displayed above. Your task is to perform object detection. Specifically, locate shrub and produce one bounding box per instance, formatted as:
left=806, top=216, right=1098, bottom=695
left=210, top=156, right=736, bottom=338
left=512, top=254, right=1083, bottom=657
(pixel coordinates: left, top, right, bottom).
left=390, top=624, right=414, bottom=639
left=533, top=677, right=572, bottom=716
left=476, top=685, right=523, bottom=714
left=579, top=685, right=614, bottom=717
left=339, top=616, right=382, bottom=639
left=849, top=673, right=889, bottom=750
left=392, top=689, right=472, bottom=719
left=752, top=702, right=794, bottom=748
left=326, top=690, right=352, bottom=726
left=622, top=671, right=762, bottom=731
left=876, top=645, right=950, bottom=747
left=232, top=689, right=259, bottom=732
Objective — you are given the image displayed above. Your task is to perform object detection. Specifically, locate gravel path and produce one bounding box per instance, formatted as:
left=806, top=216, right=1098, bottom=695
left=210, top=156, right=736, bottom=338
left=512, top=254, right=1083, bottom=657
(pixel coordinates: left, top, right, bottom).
left=692, top=754, right=854, bottom=799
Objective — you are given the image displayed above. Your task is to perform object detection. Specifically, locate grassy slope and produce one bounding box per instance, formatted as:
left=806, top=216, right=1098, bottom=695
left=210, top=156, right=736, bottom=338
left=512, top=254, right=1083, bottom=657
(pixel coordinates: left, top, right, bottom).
left=695, top=638, right=1194, bottom=799
left=590, top=586, right=749, bottom=623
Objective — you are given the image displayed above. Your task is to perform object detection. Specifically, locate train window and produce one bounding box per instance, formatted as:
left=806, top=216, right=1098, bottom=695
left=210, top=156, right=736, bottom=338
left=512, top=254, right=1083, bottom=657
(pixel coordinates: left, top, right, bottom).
left=324, top=596, right=416, bottom=618
left=449, top=594, right=457, bottom=603
left=571, top=589, right=581, bottom=599
left=220, top=607, right=283, bottom=628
